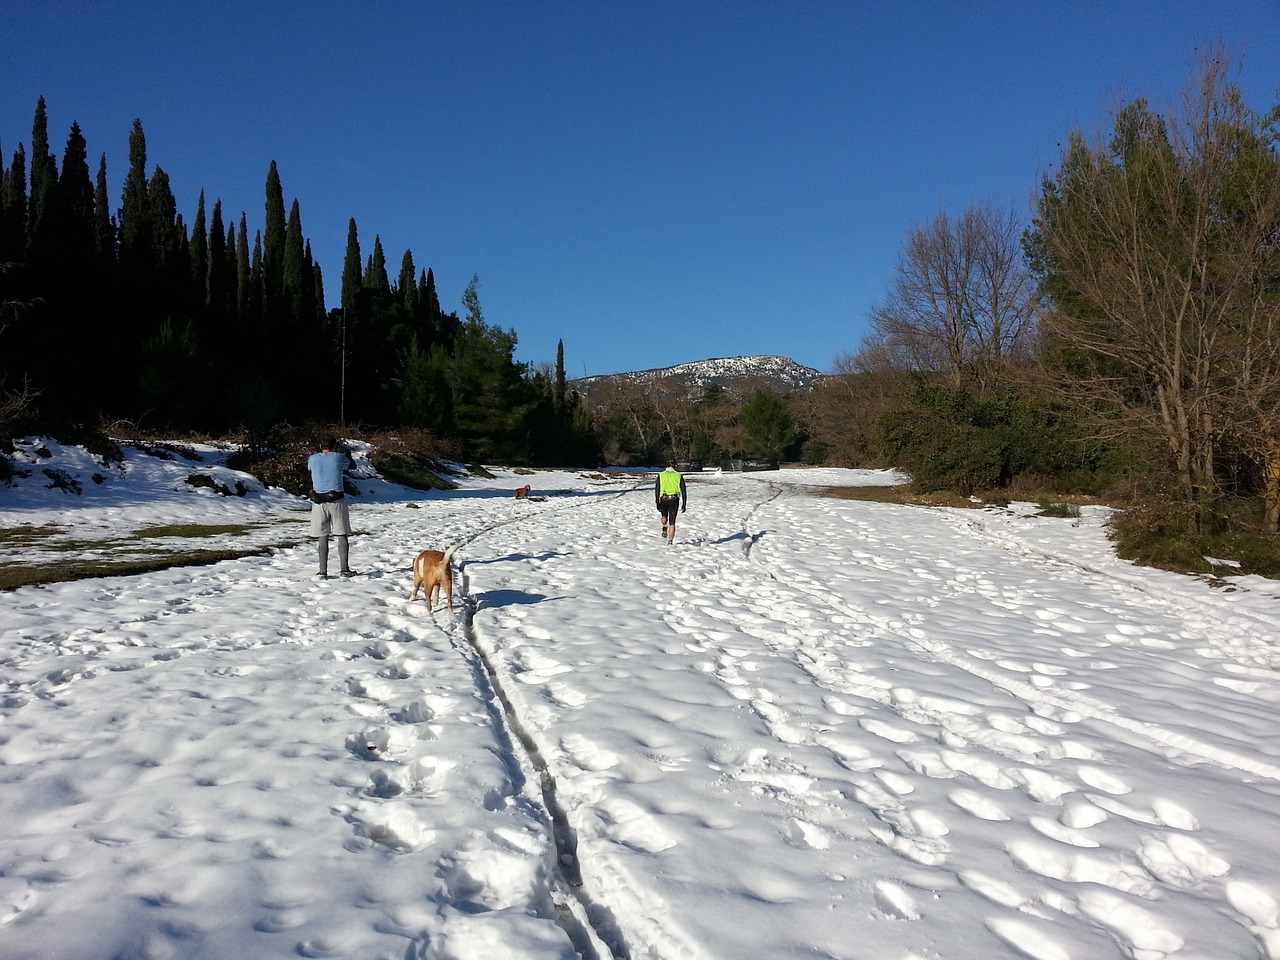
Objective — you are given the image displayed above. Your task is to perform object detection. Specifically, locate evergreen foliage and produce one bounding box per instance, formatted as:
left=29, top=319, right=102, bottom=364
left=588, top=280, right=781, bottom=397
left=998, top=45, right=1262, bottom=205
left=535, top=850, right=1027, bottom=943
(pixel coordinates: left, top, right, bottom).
left=738, top=388, right=798, bottom=460
left=879, top=379, right=1117, bottom=496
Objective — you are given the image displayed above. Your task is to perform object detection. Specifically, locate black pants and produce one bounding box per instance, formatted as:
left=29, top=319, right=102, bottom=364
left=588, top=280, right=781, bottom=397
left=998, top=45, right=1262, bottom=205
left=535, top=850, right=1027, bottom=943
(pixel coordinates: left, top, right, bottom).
left=658, top=495, right=680, bottom=525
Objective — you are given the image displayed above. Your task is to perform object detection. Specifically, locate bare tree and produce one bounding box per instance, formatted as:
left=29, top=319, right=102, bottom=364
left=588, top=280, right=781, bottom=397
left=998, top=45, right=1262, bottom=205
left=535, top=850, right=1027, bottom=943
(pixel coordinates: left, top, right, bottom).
left=866, top=201, right=1038, bottom=392
left=1031, top=46, right=1280, bottom=523
left=793, top=354, right=901, bottom=466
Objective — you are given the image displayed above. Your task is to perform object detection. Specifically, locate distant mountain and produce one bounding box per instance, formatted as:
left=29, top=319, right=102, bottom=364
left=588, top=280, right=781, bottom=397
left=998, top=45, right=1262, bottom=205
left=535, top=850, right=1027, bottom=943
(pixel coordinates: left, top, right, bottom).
left=571, top=355, right=826, bottom=400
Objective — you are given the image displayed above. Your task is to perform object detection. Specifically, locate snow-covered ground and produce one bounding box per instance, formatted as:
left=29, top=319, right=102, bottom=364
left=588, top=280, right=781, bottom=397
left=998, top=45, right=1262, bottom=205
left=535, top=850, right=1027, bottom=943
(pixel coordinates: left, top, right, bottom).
left=2, top=440, right=1280, bottom=960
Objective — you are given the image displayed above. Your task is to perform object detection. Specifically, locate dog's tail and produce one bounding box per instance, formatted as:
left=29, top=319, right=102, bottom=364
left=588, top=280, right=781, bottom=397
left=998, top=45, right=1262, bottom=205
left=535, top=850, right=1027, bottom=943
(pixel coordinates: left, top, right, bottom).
left=443, top=545, right=460, bottom=564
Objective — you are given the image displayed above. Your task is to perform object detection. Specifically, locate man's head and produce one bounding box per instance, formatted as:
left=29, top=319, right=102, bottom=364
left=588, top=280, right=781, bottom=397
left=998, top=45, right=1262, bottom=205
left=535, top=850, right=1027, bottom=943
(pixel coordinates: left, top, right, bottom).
left=321, top=435, right=339, bottom=452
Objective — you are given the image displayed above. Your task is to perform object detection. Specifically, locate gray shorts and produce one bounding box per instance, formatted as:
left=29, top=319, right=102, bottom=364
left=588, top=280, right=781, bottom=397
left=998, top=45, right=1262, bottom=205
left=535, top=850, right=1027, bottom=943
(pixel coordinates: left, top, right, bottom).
left=310, top=499, right=352, bottom=537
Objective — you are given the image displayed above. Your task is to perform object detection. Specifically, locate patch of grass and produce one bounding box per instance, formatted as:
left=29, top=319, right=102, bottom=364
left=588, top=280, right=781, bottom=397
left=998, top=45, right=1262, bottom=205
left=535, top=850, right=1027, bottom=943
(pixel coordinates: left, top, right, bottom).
left=0, top=547, right=288, bottom=591
left=131, top=523, right=260, bottom=539
left=0, top=524, right=70, bottom=545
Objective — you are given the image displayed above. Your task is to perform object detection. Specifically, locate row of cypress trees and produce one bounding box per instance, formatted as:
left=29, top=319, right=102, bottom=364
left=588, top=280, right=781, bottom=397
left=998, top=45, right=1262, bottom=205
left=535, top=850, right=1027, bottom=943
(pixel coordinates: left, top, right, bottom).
left=0, top=98, right=592, bottom=463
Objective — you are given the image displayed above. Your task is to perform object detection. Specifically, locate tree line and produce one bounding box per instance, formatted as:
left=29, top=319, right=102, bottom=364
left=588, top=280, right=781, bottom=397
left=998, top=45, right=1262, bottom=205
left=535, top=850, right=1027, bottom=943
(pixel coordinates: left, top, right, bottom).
left=0, top=96, right=831, bottom=469
left=794, top=48, right=1279, bottom=573
left=3, top=47, right=1279, bottom=573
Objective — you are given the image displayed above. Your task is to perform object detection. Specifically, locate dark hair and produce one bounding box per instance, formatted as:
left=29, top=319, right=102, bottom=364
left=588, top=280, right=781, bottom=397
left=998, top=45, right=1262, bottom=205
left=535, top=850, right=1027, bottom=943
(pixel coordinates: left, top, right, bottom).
left=322, top=435, right=339, bottom=451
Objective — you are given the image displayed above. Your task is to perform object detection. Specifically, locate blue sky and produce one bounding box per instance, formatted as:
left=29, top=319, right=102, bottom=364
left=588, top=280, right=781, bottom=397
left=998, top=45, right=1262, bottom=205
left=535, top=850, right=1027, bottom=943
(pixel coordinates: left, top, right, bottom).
left=2, top=2, right=1277, bottom=377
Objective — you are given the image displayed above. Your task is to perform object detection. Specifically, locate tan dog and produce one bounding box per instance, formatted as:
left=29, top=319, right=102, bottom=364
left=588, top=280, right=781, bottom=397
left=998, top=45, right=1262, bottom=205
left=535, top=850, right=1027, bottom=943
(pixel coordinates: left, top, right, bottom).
left=410, top=545, right=458, bottom=612
left=514, top=485, right=531, bottom=499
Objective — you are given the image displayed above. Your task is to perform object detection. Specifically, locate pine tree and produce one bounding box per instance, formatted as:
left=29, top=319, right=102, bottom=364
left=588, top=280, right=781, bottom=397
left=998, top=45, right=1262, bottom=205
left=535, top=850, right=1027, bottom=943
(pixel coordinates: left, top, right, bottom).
left=444, top=276, right=532, bottom=461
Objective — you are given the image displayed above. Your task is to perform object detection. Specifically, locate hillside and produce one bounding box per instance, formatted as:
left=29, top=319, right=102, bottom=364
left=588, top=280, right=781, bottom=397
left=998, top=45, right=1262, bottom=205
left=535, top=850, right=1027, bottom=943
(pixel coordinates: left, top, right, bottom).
left=571, top=355, right=825, bottom=400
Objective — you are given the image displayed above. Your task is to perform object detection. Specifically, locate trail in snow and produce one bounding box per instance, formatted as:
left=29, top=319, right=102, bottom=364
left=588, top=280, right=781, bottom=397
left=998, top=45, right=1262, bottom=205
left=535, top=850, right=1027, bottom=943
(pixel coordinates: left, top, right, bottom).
left=458, top=475, right=1280, bottom=960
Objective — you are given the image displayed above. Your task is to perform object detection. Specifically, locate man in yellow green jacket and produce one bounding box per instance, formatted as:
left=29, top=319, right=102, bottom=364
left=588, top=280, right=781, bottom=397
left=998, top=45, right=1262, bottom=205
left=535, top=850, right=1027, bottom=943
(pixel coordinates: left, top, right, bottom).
left=654, top=461, right=687, bottom=544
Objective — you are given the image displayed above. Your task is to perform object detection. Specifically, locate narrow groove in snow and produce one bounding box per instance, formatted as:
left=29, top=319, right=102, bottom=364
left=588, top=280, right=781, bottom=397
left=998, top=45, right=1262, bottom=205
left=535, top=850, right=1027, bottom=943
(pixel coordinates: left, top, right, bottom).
left=451, top=519, right=635, bottom=960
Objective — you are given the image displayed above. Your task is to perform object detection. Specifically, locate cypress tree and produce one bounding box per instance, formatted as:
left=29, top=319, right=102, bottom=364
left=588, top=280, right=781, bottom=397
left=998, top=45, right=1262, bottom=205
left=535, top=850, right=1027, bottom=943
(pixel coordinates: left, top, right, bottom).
left=423, top=267, right=441, bottom=320
left=147, top=166, right=184, bottom=320
left=303, top=240, right=320, bottom=325
left=52, top=122, right=101, bottom=415
left=27, top=97, right=59, bottom=260
left=312, top=258, right=326, bottom=327
left=207, top=199, right=228, bottom=322
left=282, top=198, right=307, bottom=328
left=3, top=143, right=28, bottom=260
left=555, top=339, right=567, bottom=414
left=0, top=141, right=7, bottom=260
left=119, top=119, right=151, bottom=280
left=236, top=212, right=251, bottom=324
left=93, top=154, right=113, bottom=269
left=58, top=122, right=95, bottom=267
left=263, top=160, right=285, bottom=327
left=364, top=235, right=390, bottom=299
left=340, top=218, right=361, bottom=316
left=189, top=191, right=208, bottom=312
left=397, top=250, right=418, bottom=313
left=251, top=231, right=265, bottom=324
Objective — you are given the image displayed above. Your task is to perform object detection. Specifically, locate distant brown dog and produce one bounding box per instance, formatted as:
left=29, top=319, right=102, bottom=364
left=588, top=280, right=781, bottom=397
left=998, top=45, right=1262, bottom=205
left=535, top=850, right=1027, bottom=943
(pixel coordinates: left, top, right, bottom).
left=514, top=485, right=531, bottom=499
left=410, top=545, right=458, bottom=612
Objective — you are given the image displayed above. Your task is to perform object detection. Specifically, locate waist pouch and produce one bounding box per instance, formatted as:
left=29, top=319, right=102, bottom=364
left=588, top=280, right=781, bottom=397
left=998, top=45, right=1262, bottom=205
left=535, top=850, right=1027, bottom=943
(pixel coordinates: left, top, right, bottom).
left=310, top=490, right=345, bottom=503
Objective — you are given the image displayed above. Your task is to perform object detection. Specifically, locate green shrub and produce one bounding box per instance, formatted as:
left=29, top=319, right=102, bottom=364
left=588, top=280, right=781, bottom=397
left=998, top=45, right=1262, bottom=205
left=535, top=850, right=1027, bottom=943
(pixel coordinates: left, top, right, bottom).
left=1111, top=493, right=1280, bottom=579
left=232, top=452, right=311, bottom=496
left=371, top=452, right=456, bottom=492
left=880, top=379, right=1120, bottom=497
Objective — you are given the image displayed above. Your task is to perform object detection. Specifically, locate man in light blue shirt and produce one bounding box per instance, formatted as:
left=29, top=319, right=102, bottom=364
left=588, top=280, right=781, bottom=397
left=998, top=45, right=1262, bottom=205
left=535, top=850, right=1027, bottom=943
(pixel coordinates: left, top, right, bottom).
left=307, top=436, right=355, bottom=579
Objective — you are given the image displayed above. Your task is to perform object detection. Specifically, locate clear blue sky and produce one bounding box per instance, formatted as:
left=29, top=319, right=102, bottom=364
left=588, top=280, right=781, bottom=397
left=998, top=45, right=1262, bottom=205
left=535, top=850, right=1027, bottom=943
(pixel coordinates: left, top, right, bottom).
left=2, top=1, right=1277, bottom=377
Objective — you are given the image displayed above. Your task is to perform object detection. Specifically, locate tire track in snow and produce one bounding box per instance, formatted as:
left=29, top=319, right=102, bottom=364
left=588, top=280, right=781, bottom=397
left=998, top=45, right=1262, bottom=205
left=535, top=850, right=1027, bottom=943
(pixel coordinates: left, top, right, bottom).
left=435, top=480, right=645, bottom=960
